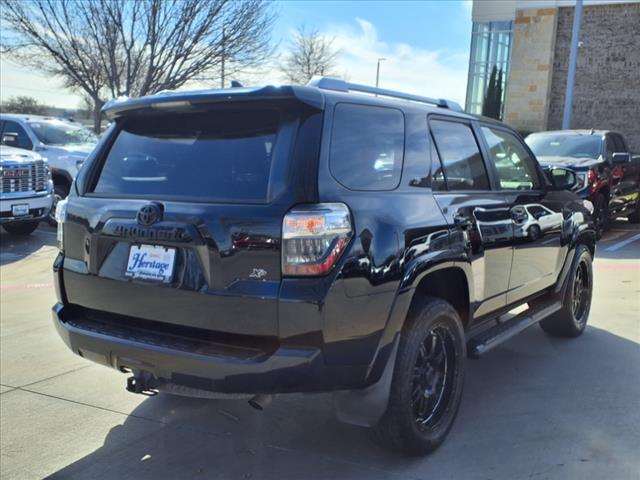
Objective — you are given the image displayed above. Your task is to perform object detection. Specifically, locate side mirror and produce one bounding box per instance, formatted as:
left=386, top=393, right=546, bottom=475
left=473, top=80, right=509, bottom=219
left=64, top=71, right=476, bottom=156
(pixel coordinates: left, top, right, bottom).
left=545, top=167, right=578, bottom=191
left=1, top=132, right=19, bottom=147
left=612, top=152, right=631, bottom=164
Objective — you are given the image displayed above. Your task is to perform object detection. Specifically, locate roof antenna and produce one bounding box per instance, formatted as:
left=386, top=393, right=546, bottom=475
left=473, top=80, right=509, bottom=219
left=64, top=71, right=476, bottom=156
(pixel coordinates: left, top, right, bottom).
left=589, top=128, right=594, bottom=135
left=231, top=80, right=243, bottom=88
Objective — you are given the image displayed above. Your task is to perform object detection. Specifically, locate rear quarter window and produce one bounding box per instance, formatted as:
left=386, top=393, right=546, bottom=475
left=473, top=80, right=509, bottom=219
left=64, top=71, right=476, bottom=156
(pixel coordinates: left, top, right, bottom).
left=329, top=103, right=404, bottom=191
left=92, top=108, right=281, bottom=203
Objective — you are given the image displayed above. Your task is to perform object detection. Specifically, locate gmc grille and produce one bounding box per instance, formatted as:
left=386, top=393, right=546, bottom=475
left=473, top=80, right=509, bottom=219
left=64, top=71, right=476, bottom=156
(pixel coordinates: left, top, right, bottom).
left=0, top=161, right=48, bottom=194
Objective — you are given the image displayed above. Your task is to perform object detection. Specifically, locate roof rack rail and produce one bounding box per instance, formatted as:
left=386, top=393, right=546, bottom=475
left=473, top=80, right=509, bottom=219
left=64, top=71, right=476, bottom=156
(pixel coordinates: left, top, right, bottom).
left=307, top=76, right=463, bottom=112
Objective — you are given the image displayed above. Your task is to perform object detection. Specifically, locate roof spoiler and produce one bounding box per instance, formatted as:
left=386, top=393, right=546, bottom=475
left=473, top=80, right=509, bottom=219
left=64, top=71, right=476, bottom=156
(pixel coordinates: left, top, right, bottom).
left=101, top=85, right=325, bottom=119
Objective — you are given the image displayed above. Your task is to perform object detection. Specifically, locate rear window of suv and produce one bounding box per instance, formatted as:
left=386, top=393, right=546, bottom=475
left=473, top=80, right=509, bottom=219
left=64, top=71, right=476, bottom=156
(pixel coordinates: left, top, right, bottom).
left=92, top=108, right=281, bottom=202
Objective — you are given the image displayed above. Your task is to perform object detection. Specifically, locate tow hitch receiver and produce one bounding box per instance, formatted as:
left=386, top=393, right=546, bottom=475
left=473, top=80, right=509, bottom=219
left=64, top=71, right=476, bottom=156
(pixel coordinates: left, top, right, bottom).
left=126, top=373, right=159, bottom=396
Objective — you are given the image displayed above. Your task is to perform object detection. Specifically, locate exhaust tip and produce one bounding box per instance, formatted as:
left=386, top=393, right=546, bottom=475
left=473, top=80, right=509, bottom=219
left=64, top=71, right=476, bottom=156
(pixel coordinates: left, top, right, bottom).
left=248, top=394, right=272, bottom=411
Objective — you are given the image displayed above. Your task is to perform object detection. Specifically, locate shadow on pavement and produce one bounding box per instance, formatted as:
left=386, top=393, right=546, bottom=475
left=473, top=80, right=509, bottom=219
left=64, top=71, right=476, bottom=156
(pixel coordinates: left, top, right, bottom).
left=49, top=325, right=640, bottom=480
left=0, top=224, right=56, bottom=266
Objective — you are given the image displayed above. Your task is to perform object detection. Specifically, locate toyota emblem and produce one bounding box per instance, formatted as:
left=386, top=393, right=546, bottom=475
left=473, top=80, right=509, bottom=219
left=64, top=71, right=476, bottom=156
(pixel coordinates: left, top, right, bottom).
left=136, top=203, right=163, bottom=226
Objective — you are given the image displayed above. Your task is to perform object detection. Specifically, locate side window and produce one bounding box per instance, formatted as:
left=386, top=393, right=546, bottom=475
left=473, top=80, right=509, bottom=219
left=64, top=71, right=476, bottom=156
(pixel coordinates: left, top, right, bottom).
left=612, top=134, right=626, bottom=153
left=527, top=205, right=547, bottom=219
left=605, top=136, right=616, bottom=162
left=329, top=103, right=404, bottom=191
left=481, top=126, right=541, bottom=190
left=430, top=119, right=489, bottom=190
left=2, top=120, right=33, bottom=150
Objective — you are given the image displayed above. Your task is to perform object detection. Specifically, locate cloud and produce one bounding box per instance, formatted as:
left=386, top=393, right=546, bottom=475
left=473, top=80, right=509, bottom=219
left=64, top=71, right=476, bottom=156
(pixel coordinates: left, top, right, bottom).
left=336, top=19, right=469, bottom=104
left=265, top=18, right=469, bottom=106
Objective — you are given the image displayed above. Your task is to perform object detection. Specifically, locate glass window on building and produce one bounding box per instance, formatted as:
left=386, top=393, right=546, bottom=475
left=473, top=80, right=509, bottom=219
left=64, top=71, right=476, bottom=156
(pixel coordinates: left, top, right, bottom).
left=465, top=21, right=513, bottom=118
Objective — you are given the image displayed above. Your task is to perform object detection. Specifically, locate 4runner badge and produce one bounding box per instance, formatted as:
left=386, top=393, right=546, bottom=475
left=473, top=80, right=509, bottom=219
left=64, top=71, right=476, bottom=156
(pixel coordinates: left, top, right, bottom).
left=249, top=268, right=267, bottom=279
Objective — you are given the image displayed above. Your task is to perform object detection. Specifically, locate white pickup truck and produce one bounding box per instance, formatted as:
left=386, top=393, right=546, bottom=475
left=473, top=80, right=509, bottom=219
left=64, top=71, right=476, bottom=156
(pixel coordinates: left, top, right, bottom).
left=0, top=145, right=53, bottom=235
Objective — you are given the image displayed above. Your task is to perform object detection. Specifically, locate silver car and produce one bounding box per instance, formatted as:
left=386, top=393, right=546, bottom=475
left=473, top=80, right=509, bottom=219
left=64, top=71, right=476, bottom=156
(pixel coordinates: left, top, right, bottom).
left=0, top=114, right=98, bottom=222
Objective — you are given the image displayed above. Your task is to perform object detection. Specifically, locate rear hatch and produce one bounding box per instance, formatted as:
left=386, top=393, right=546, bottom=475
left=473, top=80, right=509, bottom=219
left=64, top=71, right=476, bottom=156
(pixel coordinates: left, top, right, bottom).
left=61, top=96, right=322, bottom=337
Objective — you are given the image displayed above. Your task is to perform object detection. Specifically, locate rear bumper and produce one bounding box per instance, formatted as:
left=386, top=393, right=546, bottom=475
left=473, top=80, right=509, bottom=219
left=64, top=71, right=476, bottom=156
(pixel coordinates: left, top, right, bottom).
left=52, top=302, right=366, bottom=394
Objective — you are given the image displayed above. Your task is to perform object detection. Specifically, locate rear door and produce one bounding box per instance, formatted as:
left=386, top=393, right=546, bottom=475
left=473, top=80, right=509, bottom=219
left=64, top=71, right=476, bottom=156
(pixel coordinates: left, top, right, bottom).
left=63, top=101, right=321, bottom=336
left=429, top=117, right=513, bottom=318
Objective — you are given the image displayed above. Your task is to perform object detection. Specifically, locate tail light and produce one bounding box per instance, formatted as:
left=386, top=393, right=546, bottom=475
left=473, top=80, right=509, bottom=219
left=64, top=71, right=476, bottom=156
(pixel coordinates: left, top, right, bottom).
left=282, top=203, right=353, bottom=276
left=55, top=198, right=68, bottom=251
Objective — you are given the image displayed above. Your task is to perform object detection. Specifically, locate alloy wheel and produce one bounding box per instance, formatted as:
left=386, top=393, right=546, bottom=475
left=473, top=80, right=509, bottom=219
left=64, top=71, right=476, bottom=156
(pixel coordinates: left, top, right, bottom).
left=411, top=326, right=456, bottom=429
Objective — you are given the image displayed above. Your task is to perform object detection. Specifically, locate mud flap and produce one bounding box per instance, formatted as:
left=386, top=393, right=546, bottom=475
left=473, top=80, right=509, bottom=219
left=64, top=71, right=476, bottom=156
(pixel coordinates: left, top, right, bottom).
left=332, top=337, right=399, bottom=427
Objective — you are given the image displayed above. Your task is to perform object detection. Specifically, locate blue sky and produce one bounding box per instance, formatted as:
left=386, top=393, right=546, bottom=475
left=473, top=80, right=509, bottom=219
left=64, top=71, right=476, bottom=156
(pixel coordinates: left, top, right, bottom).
left=275, top=1, right=472, bottom=52
left=0, top=0, right=473, bottom=109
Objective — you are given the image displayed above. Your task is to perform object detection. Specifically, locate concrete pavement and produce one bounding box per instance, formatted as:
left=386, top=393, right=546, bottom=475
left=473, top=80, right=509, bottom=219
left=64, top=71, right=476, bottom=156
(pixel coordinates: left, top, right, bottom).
left=1, top=222, right=638, bottom=479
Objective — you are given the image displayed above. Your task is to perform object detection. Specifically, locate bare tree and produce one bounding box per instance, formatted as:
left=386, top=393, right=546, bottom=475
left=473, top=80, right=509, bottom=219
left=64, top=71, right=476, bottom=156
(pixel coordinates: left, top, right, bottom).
left=281, top=26, right=340, bottom=85
left=1, top=0, right=276, bottom=132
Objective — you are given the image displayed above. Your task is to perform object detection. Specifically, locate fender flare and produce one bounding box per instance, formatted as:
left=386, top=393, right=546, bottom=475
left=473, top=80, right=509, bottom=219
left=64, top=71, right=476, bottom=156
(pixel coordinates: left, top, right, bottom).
left=333, top=258, right=472, bottom=427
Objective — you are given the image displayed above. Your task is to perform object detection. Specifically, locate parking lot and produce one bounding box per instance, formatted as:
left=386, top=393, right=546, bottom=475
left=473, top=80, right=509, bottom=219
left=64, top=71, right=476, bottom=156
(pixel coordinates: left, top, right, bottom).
left=1, top=222, right=638, bottom=480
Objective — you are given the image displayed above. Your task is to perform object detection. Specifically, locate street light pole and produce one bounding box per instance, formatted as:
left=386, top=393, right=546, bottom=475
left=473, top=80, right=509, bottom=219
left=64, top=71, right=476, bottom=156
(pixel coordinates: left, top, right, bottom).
left=562, top=0, right=583, bottom=129
left=376, top=58, right=386, bottom=88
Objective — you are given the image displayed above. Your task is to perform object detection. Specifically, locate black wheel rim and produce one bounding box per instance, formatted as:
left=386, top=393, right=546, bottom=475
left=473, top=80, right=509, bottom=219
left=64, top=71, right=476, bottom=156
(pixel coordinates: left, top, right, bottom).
left=411, top=325, right=456, bottom=430
left=572, top=261, right=591, bottom=324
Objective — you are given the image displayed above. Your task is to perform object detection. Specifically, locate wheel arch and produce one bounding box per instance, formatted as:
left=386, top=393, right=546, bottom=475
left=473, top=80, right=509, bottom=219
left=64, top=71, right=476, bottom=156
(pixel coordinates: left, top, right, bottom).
left=51, top=169, right=73, bottom=194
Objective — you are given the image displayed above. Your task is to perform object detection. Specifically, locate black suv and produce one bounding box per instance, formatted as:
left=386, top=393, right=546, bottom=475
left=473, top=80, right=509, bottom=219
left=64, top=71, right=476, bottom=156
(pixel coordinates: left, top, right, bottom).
left=52, top=78, right=596, bottom=455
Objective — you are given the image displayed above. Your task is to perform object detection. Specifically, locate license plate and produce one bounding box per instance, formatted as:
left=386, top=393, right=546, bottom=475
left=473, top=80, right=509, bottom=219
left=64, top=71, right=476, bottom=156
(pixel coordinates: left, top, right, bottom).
left=11, top=204, right=29, bottom=216
left=125, top=244, right=176, bottom=283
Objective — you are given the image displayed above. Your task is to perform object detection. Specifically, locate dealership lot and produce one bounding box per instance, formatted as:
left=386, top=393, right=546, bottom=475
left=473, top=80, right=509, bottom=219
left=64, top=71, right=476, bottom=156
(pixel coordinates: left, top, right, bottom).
left=1, top=223, right=638, bottom=480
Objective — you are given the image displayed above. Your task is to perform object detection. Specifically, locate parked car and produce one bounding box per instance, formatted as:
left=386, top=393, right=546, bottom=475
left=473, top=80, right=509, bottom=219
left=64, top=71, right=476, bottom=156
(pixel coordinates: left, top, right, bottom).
left=526, top=130, right=640, bottom=236
left=0, top=145, right=53, bottom=235
left=513, top=204, right=564, bottom=240
left=0, top=114, right=98, bottom=223
left=52, top=78, right=596, bottom=455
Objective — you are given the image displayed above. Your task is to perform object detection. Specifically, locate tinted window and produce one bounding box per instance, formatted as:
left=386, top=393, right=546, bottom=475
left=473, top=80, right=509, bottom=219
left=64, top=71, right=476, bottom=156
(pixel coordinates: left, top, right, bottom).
left=481, top=126, right=541, bottom=190
left=610, top=133, right=627, bottom=153
left=430, top=120, right=489, bottom=190
left=2, top=120, right=33, bottom=150
left=526, top=134, right=601, bottom=159
left=605, top=135, right=617, bottom=162
left=612, top=134, right=626, bottom=152
left=526, top=205, right=548, bottom=219
left=93, top=108, right=281, bottom=202
left=330, top=104, right=404, bottom=191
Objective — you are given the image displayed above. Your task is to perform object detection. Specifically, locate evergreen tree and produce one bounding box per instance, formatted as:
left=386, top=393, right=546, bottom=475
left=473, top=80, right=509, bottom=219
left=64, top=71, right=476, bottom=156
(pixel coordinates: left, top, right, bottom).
left=495, top=67, right=504, bottom=119
left=481, top=65, right=504, bottom=120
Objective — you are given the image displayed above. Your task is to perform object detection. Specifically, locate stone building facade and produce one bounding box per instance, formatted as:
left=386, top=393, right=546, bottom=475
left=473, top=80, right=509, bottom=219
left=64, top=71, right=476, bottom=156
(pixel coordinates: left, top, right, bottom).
left=467, top=0, right=640, bottom=151
left=547, top=2, right=640, bottom=151
left=503, top=8, right=559, bottom=135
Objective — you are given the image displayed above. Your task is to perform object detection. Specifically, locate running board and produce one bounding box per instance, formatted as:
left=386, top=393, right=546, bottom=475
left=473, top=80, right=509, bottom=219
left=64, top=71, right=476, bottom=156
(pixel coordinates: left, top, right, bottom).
left=467, top=300, right=562, bottom=358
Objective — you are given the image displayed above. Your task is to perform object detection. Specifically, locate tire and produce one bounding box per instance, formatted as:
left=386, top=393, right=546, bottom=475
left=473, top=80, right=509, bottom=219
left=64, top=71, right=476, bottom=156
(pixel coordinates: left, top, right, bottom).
left=592, top=193, right=609, bottom=239
left=3, top=221, right=39, bottom=236
left=627, top=197, right=640, bottom=223
left=374, top=297, right=466, bottom=455
left=539, top=244, right=593, bottom=338
left=47, top=184, right=69, bottom=226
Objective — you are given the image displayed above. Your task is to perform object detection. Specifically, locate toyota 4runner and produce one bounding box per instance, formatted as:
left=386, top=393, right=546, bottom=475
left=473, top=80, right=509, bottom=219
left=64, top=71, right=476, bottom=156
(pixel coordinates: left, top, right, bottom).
left=52, top=78, right=596, bottom=455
